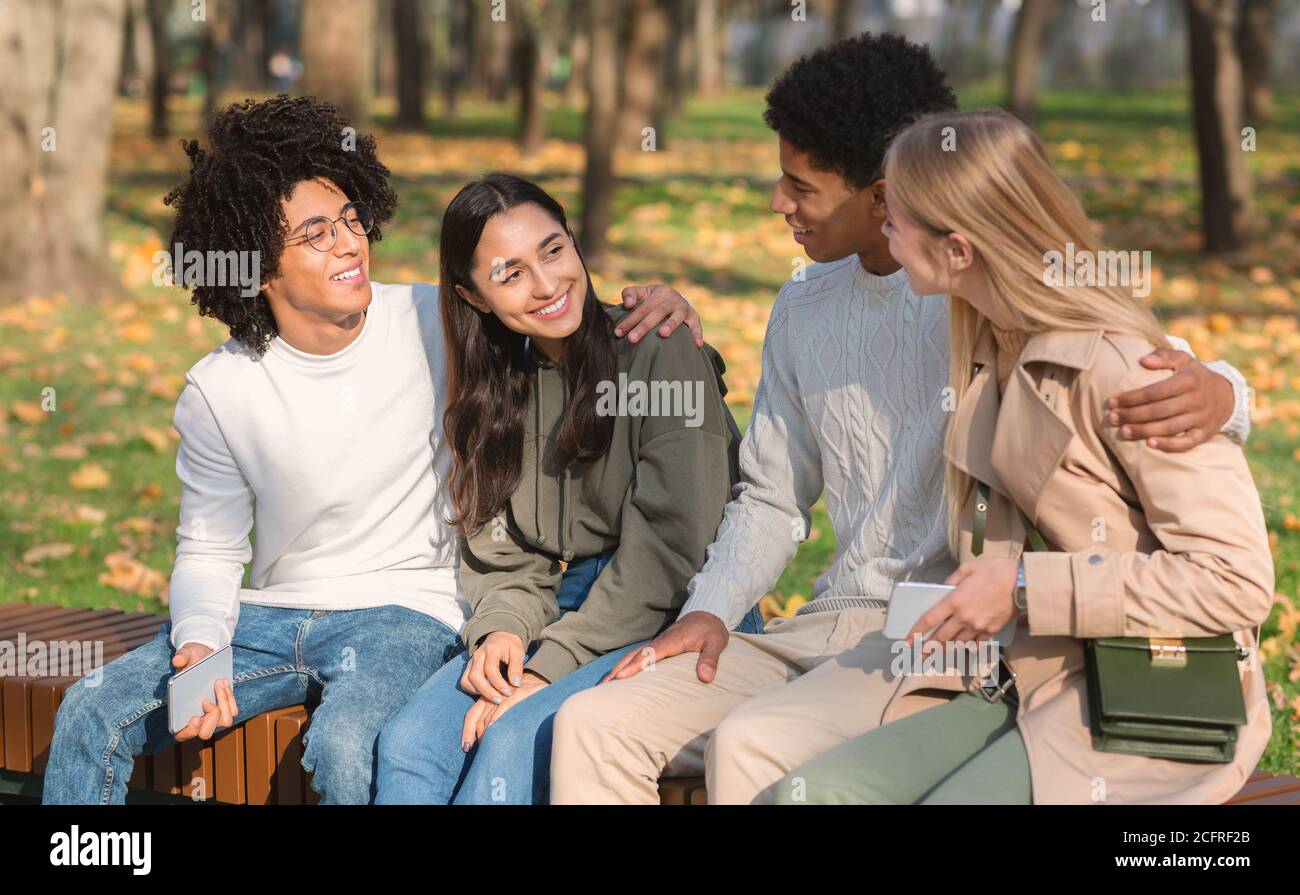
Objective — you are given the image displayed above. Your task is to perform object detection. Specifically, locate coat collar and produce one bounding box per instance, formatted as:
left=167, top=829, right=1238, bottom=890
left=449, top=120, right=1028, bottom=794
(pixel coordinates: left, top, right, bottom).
left=947, top=322, right=1101, bottom=518
left=1019, top=328, right=1103, bottom=371
left=973, top=324, right=1103, bottom=371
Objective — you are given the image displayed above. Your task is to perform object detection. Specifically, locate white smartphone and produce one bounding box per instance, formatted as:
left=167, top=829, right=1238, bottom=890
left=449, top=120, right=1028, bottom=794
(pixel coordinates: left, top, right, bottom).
left=167, top=644, right=233, bottom=735
left=884, top=581, right=1017, bottom=645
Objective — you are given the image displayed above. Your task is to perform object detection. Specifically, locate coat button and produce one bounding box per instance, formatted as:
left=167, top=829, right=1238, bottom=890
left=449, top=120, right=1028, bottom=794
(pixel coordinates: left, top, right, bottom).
left=1088, top=554, right=1102, bottom=565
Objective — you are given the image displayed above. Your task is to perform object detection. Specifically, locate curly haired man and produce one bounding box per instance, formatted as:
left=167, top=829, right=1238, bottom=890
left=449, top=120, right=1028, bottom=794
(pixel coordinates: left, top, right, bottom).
left=42, top=95, right=697, bottom=804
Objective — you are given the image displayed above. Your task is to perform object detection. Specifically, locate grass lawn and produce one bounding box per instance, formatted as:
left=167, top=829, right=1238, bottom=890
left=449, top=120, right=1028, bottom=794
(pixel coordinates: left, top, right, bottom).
left=2, top=87, right=1298, bottom=774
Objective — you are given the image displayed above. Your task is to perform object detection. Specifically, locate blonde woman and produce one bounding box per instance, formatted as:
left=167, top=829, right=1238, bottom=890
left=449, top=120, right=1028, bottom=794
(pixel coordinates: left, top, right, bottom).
left=774, top=109, right=1274, bottom=805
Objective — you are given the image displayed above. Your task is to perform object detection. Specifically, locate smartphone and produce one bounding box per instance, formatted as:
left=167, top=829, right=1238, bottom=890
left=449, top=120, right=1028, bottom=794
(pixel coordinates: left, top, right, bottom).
left=884, top=581, right=1017, bottom=645
left=167, top=644, right=234, bottom=735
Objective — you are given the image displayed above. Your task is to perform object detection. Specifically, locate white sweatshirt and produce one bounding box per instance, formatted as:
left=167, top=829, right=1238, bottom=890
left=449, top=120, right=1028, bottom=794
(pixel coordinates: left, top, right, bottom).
left=167, top=282, right=467, bottom=651
left=680, top=256, right=1253, bottom=628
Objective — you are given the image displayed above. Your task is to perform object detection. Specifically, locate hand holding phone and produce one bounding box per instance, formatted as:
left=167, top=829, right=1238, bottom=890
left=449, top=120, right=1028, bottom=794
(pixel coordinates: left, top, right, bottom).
left=168, top=643, right=238, bottom=739
left=917, top=556, right=1020, bottom=646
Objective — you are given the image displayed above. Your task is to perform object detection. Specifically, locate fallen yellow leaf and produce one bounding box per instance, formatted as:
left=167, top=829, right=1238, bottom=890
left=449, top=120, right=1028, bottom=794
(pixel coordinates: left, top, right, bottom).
left=22, top=542, right=75, bottom=564
left=69, top=462, right=111, bottom=490
left=98, top=551, right=168, bottom=602
left=10, top=401, right=46, bottom=424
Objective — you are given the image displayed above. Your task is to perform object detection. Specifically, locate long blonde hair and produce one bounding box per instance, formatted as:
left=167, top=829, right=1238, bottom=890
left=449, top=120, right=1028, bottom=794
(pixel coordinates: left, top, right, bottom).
left=882, top=109, right=1168, bottom=550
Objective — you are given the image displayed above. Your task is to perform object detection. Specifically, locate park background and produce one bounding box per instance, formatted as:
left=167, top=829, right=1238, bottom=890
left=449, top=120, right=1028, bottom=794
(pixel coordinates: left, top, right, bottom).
left=1, top=0, right=1298, bottom=774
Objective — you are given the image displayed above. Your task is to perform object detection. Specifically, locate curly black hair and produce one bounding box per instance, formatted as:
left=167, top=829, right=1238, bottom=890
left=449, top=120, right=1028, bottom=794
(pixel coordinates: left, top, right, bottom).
left=763, top=32, right=958, bottom=190
left=163, top=94, right=398, bottom=355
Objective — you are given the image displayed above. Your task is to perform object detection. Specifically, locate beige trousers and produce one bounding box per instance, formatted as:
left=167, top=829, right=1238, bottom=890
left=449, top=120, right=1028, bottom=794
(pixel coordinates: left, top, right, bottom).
left=550, top=607, right=901, bottom=805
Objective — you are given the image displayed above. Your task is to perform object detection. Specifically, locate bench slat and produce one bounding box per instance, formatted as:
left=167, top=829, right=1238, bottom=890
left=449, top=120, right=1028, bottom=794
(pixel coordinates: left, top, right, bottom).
left=213, top=725, right=246, bottom=804
left=275, top=708, right=310, bottom=805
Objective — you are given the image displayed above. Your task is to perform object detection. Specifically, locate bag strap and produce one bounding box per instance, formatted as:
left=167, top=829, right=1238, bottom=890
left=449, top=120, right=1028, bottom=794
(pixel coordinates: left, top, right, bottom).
left=971, top=479, right=1047, bottom=557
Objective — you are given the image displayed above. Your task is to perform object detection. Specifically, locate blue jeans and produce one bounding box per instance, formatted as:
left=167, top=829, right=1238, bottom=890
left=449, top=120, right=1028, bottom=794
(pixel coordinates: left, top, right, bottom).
left=376, top=553, right=765, bottom=805
left=42, top=603, right=462, bottom=805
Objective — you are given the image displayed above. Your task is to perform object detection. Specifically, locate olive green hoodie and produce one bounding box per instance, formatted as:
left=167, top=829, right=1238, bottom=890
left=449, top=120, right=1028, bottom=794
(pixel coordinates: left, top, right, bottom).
left=459, top=304, right=741, bottom=683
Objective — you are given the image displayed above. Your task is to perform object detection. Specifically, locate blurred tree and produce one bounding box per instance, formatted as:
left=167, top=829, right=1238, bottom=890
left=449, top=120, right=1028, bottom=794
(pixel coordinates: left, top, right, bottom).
left=119, top=0, right=154, bottom=97
left=473, top=3, right=511, bottom=102
left=696, top=0, right=724, bottom=95
left=564, top=0, right=591, bottom=107
left=231, top=0, right=273, bottom=92
left=0, top=0, right=127, bottom=304
left=1005, top=0, right=1056, bottom=124
left=830, top=0, right=855, bottom=41
left=1185, top=0, right=1253, bottom=253
left=443, top=0, right=471, bottom=119
left=580, top=0, right=621, bottom=266
left=513, top=0, right=546, bottom=155
left=394, top=0, right=430, bottom=130
left=198, top=0, right=232, bottom=125
left=664, top=0, right=695, bottom=119
left=1237, top=0, right=1275, bottom=121
left=619, top=0, right=670, bottom=151
left=300, top=0, right=375, bottom=125
left=146, top=0, right=170, bottom=138
left=377, top=0, right=397, bottom=99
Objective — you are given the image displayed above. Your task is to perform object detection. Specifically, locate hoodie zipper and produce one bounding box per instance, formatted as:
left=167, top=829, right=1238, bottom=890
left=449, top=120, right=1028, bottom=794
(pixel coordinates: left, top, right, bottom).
left=559, top=370, right=573, bottom=563
left=534, top=368, right=544, bottom=547
left=534, top=355, right=575, bottom=563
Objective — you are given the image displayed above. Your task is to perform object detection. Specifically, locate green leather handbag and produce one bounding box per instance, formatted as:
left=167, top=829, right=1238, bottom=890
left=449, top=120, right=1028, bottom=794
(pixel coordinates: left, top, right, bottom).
left=1083, top=634, right=1248, bottom=763
left=972, top=481, right=1251, bottom=764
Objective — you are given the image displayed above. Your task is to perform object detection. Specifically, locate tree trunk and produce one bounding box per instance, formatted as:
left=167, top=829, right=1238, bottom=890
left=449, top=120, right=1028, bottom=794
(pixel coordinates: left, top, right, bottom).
left=1185, top=0, right=1252, bottom=254
left=146, top=0, right=169, bottom=138
left=231, top=0, right=272, bottom=92
left=664, top=0, right=694, bottom=118
left=120, top=0, right=154, bottom=95
left=473, top=4, right=511, bottom=102
left=696, top=0, right=722, bottom=95
left=300, top=0, right=375, bottom=125
left=619, top=0, right=669, bottom=151
left=513, top=6, right=545, bottom=155
left=563, top=0, right=589, bottom=107
left=198, top=2, right=231, bottom=125
left=443, top=0, right=470, bottom=120
left=831, top=0, right=855, bottom=41
left=1004, top=0, right=1055, bottom=125
left=579, top=0, right=620, bottom=267
left=0, top=0, right=127, bottom=305
left=394, top=0, right=428, bottom=129
left=1236, top=0, right=1275, bottom=122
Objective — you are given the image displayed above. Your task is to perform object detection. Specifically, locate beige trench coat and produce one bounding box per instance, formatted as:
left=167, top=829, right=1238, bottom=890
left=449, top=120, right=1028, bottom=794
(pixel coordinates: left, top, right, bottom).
left=873, top=322, right=1274, bottom=804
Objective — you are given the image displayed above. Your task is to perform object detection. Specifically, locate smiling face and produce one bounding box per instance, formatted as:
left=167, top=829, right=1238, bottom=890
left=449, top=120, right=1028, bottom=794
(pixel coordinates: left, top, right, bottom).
left=262, top=177, right=372, bottom=325
left=769, top=137, right=887, bottom=266
left=881, top=184, right=951, bottom=296
left=455, top=202, right=588, bottom=359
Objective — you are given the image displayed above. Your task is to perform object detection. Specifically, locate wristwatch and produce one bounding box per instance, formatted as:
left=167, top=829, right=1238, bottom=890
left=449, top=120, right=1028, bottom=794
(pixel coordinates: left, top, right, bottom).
left=1013, top=560, right=1028, bottom=611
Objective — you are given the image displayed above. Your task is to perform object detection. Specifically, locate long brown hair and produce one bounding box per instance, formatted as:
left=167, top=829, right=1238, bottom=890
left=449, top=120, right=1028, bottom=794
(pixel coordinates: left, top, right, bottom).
left=439, top=173, right=615, bottom=533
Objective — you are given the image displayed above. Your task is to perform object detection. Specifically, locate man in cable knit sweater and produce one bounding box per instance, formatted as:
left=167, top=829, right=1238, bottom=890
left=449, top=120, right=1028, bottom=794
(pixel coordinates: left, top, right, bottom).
left=550, top=33, right=1253, bottom=805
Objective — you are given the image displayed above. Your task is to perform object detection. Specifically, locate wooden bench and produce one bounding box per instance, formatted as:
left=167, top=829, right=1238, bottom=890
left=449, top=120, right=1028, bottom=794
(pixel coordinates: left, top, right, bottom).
left=2, top=604, right=1296, bottom=805
left=0, top=603, right=316, bottom=804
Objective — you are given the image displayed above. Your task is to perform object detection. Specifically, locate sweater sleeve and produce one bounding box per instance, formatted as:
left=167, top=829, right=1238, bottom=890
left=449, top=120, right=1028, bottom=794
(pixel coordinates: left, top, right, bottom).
left=167, top=382, right=253, bottom=652
left=524, top=333, right=739, bottom=683
left=1024, top=361, right=1274, bottom=639
left=676, top=290, right=824, bottom=628
left=1163, top=334, right=1252, bottom=445
left=458, top=514, right=564, bottom=656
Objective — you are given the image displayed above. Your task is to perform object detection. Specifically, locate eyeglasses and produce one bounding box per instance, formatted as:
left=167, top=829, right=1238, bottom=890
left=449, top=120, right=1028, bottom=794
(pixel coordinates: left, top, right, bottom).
left=284, top=202, right=375, bottom=253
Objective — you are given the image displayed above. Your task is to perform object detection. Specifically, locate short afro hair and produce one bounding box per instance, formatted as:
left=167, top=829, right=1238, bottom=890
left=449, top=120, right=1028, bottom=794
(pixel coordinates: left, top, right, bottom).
left=163, top=94, right=398, bottom=355
left=764, top=32, right=958, bottom=190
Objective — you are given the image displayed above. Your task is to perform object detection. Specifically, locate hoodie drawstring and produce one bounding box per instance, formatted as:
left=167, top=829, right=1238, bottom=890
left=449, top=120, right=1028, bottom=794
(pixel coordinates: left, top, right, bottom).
left=534, top=369, right=544, bottom=546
